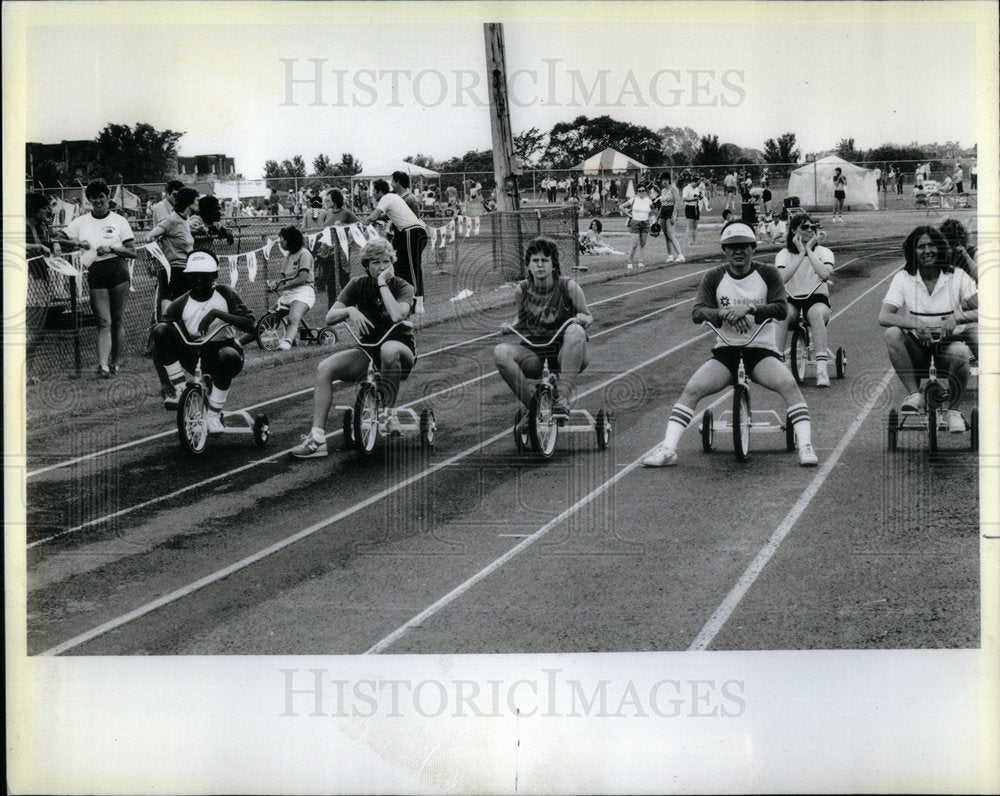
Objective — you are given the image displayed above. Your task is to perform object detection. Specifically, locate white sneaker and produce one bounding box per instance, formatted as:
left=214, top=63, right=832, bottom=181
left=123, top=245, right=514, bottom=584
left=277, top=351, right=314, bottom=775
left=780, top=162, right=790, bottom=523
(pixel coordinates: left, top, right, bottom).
left=664, top=255, right=675, bottom=263
left=798, top=442, right=818, bottom=467
left=674, top=255, right=685, bottom=263
left=642, top=444, right=678, bottom=467
left=291, top=434, right=328, bottom=458
left=638, top=262, right=645, bottom=269
left=163, top=384, right=185, bottom=410
left=277, top=339, right=292, bottom=352
left=206, top=411, right=226, bottom=433
left=626, top=262, right=634, bottom=271
left=815, top=367, right=830, bottom=388
left=946, top=409, right=966, bottom=433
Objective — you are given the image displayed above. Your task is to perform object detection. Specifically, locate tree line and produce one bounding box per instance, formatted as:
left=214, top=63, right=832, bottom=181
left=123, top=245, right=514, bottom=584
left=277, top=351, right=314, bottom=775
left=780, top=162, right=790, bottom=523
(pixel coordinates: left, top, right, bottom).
left=28, top=119, right=975, bottom=189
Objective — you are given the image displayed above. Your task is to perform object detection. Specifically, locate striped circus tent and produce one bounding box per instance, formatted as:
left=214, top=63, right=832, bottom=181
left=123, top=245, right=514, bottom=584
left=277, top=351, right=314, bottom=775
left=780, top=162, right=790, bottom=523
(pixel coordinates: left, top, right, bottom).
left=573, top=147, right=649, bottom=175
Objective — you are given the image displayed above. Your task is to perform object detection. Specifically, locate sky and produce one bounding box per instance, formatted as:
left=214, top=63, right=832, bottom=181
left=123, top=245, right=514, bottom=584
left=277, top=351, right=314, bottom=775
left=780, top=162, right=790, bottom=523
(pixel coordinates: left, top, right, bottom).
left=10, top=2, right=991, bottom=178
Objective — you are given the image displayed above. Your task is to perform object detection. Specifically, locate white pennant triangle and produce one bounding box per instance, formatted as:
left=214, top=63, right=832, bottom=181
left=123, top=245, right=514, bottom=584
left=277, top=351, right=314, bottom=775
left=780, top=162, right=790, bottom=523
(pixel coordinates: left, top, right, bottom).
left=336, top=226, right=350, bottom=256
left=349, top=223, right=367, bottom=248
left=473, top=216, right=481, bottom=235
left=320, top=227, right=333, bottom=246
left=365, top=224, right=380, bottom=242
left=127, top=260, right=136, bottom=291
left=456, top=216, right=466, bottom=236
left=263, top=238, right=277, bottom=260
left=228, top=255, right=239, bottom=287
left=448, top=221, right=456, bottom=243
left=246, top=251, right=258, bottom=283
left=428, top=226, right=438, bottom=246
left=439, top=226, right=447, bottom=249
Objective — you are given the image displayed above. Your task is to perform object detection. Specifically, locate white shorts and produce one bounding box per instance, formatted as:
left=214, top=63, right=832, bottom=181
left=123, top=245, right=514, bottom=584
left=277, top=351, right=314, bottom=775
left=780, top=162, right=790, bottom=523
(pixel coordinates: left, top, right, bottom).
left=277, top=285, right=316, bottom=310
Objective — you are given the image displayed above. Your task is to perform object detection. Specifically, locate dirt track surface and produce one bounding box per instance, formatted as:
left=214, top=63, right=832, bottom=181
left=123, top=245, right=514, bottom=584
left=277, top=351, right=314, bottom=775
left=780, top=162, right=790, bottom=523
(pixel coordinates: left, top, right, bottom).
left=22, top=212, right=983, bottom=656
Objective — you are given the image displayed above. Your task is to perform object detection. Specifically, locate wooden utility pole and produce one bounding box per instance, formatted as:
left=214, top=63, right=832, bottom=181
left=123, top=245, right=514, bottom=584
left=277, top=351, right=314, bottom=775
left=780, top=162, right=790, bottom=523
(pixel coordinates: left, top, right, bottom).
left=484, top=23, right=520, bottom=212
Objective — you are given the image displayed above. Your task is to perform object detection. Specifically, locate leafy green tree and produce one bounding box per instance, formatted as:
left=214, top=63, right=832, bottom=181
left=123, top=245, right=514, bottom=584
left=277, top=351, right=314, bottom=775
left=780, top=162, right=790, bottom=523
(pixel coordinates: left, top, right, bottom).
left=94, top=122, right=184, bottom=182
left=656, top=126, right=700, bottom=167
left=263, top=156, right=308, bottom=192
left=513, top=127, right=547, bottom=168
left=542, top=115, right=661, bottom=169
left=835, top=137, right=860, bottom=161
left=763, top=133, right=800, bottom=174
left=695, top=135, right=724, bottom=166
left=312, top=153, right=337, bottom=176
left=336, top=153, right=363, bottom=176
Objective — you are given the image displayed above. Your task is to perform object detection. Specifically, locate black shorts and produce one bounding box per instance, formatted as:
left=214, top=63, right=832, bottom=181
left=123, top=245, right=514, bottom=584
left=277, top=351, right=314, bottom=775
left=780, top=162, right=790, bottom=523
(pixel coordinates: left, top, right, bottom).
left=520, top=328, right=589, bottom=375
left=788, top=294, right=831, bottom=315
left=177, top=339, right=244, bottom=379
left=366, top=336, right=417, bottom=380
left=711, top=345, right=779, bottom=383
left=684, top=205, right=700, bottom=220
left=725, top=186, right=736, bottom=194
left=834, top=190, right=846, bottom=201
left=658, top=205, right=675, bottom=220
left=87, top=257, right=130, bottom=290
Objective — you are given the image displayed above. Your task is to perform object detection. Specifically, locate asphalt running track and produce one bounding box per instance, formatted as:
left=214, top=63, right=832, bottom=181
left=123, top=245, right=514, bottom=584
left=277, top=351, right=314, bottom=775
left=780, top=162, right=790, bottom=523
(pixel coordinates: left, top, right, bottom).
left=24, top=240, right=980, bottom=655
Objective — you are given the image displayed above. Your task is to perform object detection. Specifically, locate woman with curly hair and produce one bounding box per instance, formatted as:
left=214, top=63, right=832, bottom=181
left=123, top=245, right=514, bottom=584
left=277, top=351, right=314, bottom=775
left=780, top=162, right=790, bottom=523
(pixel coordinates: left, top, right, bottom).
left=494, top=237, right=592, bottom=425
left=938, top=217, right=978, bottom=282
left=878, top=225, right=977, bottom=428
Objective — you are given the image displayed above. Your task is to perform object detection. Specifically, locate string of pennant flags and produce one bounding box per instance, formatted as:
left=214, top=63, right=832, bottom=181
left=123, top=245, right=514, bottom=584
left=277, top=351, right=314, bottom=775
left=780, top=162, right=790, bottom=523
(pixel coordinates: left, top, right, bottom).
left=33, top=216, right=481, bottom=291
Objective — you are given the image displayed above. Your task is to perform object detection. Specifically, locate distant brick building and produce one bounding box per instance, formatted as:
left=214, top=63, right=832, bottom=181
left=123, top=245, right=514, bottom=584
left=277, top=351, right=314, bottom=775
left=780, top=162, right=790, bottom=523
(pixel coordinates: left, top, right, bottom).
left=176, top=154, right=237, bottom=183
left=26, top=140, right=99, bottom=182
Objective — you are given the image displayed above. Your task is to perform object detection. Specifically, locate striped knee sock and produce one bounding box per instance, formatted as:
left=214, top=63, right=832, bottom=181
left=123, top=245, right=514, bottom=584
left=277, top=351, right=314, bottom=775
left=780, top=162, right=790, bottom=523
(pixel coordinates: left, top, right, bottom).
left=164, top=362, right=186, bottom=392
left=208, top=386, right=228, bottom=412
left=787, top=402, right=812, bottom=446
left=663, top=403, right=695, bottom=450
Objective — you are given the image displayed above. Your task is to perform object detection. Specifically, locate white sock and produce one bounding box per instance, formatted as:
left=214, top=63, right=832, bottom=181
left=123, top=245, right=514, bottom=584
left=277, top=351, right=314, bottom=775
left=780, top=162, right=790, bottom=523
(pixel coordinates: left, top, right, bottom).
left=788, top=403, right=812, bottom=446
left=165, top=362, right=186, bottom=390
left=311, top=426, right=326, bottom=443
left=208, top=386, right=228, bottom=412
left=663, top=403, right=695, bottom=450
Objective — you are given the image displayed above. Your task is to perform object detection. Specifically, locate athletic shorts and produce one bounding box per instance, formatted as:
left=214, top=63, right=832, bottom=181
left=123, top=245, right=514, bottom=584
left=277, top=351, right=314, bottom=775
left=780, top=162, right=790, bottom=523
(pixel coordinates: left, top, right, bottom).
left=684, top=205, right=700, bottom=221
left=277, top=284, right=316, bottom=311
left=711, top=345, right=779, bottom=383
left=630, top=219, right=651, bottom=234
left=788, top=294, right=831, bottom=315
left=834, top=190, right=846, bottom=201
left=519, top=327, right=589, bottom=375
left=177, top=338, right=244, bottom=380
left=725, top=186, right=736, bottom=194
left=658, top=205, right=675, bottom=220
left=87, top=257, right=130, bottom=290
left=158, top=266, right=190, bottom=304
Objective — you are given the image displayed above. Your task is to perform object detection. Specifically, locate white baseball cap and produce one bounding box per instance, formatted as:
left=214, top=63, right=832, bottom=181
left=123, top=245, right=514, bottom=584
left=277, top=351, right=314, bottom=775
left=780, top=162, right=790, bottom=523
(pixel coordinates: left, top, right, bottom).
left=720, top=222, right=757, bottom=246
left=184, top=250, right=219, bottom=273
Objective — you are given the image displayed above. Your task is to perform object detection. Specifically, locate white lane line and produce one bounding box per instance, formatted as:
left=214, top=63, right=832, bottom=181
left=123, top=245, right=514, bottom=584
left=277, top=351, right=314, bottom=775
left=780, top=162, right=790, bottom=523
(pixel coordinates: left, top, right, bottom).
left=687, top=369, right=895, bottom=651
left=29, top=295, right=701, bottom=547
left=364, top=388, right=735, bottom=656
left=363, top=257, right=902, bottom=654
left=39, top=331, right=712, bottom=654
left=26, top=270, right=711, bottom=479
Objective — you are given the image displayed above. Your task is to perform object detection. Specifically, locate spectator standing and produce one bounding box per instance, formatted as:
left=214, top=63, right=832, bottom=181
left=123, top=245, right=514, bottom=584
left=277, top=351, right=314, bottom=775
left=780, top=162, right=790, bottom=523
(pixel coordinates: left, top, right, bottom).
left=151, top=179, right=184, bottom=227
left=681, top=178, right=702, bottom=245
left=970, top=161, right=977, bottom=191
left=832, top=167, right=847, bottom=222
left=365, top=178, right=429, bottom=313
left=321, top=188, right=360, bottom=307
left=391, top=171, right=422, bottom=216
left=953, top=163, right=964, bottom=194
left=59, top=180, right=137, bottom=377
left=619, top=184, right=654, bottom=270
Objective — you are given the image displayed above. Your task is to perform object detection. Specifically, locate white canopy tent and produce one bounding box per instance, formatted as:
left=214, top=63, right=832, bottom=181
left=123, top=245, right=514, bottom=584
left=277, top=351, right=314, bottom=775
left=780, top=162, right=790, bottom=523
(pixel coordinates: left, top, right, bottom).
left=573, top=147, right=649, bottom=175
left=787, top=155, right=879, bottom=210
left=356, top=160, right=441, bottom=179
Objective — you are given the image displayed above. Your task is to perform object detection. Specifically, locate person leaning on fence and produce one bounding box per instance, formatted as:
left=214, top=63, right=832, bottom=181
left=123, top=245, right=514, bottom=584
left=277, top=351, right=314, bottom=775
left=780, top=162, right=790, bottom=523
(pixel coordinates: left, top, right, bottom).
left=146, top=186, right=200, bottom=316
left=642, top=221, right=818, bottom=468
left=58, top=180, right=138, bottom=378
left=189, top=195, right=234, bottom=253
left=151, top=179, right=185, bottom=227
left=154, top=251, right=255, bottom=431
left=494, top=237, right=592, bottom=429
left=290, top=238, right=416, bottom=458
left=365, top=178, right=429, bottom=314
left=878, top=225, right=977, bottom=431
left=320, top=189, right=360, bottom=308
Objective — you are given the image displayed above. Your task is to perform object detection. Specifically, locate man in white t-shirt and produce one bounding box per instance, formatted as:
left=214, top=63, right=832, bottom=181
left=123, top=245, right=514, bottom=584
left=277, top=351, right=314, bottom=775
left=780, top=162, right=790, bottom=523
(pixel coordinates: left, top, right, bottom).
left=365, top=178, right=429, bottom=313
